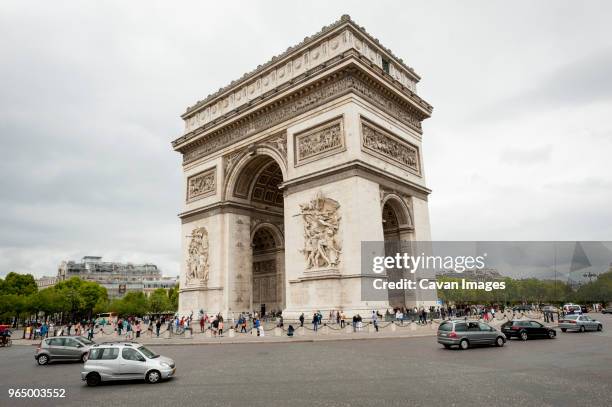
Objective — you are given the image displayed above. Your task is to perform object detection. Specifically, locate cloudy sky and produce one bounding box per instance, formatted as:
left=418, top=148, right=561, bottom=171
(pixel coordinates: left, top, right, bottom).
left=1, top=1, right=611, bottom=278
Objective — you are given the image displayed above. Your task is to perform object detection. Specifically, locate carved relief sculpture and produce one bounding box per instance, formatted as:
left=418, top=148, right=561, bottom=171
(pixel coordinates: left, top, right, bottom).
left=298, top=192, right=342, bottom=269
left=294, top=117, right=345, bottom=166
left=186, top=168, right=216, bottom=202
left=186, top=227, right=210, bottom=284
left=361, top=119, right=420, bottom=175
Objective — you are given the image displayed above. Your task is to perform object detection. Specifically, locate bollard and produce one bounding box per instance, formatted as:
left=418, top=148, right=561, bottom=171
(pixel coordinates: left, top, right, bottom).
left=391, top=323, right=397, bottom=332
left=274, top=327, right=282, bottom=337
left=184, top=328, right=192, bottom=339
left=229, top=328, right=235, bottom=338
left=321, top=325, right=329, bottom=335
left=251, top=328, right=257, bottom=336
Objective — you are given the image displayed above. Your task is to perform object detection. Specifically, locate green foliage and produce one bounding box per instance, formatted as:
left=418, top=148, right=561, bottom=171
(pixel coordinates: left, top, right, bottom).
left=1, top=272, right=37, bottom=296
left=436, top=274, right=603, bottom=306
left=148, top=288, right=171, bottom=314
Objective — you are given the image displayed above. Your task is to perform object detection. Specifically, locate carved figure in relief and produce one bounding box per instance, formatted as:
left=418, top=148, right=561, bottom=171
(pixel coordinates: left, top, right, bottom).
left=186, top=227, right=210, bottom=284
left=297, top=192, right=342, bottom=269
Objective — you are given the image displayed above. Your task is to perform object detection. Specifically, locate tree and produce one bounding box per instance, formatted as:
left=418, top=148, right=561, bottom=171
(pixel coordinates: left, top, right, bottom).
left=148, top=288, right=171, bottom=314
left=1, top=272, right=37, bottom=296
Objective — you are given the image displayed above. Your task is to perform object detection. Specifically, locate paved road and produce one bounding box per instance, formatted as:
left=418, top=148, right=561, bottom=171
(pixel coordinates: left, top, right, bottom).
left=1, top=318, right=612, bottom=407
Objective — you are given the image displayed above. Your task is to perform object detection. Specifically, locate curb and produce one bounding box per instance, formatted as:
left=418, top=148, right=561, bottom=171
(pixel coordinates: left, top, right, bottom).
left=10, top=332, right=437, bottom=347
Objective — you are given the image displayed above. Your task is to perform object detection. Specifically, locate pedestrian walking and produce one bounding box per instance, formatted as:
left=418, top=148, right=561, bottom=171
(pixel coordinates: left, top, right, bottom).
left=155, top=319, right=161, bottom=337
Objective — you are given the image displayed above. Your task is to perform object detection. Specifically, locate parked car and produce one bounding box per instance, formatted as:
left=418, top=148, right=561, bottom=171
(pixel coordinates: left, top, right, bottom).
left=512, top=304, right=533, bottom=312
left=601, top=307, right=612, bottom=314
left=558, top=315, right=602, bottom=332
left=81, top=342, right=175, bottom=386
left=501, top=320, right=556, bottom=340
left=540, top=305, right=559, bottom=313
left=35, top=336, right=95, bottom=365
left=437, top=320, right=506, bottom=350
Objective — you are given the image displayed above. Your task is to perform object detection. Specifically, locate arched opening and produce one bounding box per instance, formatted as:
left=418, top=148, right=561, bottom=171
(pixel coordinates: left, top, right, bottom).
left=230, top=153, right=285, bottom=317
left=251, top=225, right=284, bottom=316
left=381, top=196, right=414, bottom=309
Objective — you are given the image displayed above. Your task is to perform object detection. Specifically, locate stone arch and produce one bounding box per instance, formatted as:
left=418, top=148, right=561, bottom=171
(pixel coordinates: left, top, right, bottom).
left=251, top=222, right=284, bottom=249
left=381, top=193, right=413, bottom=232
left=223, top=146, right=287, bottom=201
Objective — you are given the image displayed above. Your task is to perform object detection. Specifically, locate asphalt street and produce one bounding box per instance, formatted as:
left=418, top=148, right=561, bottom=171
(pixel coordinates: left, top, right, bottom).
left=1, top=315, right=612, bottom=407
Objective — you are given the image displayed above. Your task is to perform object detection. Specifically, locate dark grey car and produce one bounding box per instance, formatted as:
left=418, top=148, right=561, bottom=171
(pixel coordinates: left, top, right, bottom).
left=437, top=320, right=506, bottom=350
left=35, top=336, right=94, bottom=365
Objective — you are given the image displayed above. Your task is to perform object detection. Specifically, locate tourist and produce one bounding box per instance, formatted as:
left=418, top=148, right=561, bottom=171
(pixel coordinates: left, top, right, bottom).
left=372, top=311, right=379, bottom=332
left=147, top=320, right=154, bottom=337
left=87, top=324, right=94, bottom=341
left=155, top=319, right=161, bottom=337
left=135, top=320, right=141, bottom=338
left=125, top=320, right=132, bottom=340
left=287, top=325, right=295, bottom=337
left=312, top=313, right=319, bottom=332
left=340, top=311, right=345, bottom=328
left=200, top=315, right=205, bottom=332
left=299, top=313, right=305, bottom=327
left=240, top=316, right=247, bottom=333
left=218, top=315, right=224, bottom=337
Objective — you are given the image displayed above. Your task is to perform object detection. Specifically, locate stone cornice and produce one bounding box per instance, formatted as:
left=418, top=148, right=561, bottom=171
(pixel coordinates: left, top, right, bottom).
left=174, top=60, right=432, bottom=164
left=179, top=15, right=428, bottom=134
left=179, top=159, right=431, bottom=223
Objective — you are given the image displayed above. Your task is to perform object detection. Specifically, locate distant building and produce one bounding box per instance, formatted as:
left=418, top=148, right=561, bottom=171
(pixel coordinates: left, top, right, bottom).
left=57, top=256, right=177, bottom=299
left=36, top=275, right=57, bottom=289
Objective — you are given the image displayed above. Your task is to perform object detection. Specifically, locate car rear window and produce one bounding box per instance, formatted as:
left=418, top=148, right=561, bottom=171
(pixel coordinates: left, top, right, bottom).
left=454, top=323, right=467, bottom=332
left=438, top=322, right=452, bottom=331
left=89, top=347, right=119, bottom=360
left=564, top=315, right=579, bottom=320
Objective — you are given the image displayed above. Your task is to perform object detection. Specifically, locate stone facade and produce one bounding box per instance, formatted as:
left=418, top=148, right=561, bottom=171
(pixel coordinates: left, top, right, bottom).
left=173, top=16, right=435, bottom=318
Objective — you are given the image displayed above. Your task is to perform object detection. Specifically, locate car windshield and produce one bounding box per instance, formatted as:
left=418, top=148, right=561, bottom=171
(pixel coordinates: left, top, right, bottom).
left=564, top=315, right=579, bottom=320
left=77, top=337, right=94, bottom=345
left=137, top=345, right=159, bottom=358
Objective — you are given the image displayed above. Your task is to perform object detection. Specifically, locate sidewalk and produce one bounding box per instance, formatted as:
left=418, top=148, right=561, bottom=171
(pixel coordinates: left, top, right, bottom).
left=10, top=312, right=550, bottom=347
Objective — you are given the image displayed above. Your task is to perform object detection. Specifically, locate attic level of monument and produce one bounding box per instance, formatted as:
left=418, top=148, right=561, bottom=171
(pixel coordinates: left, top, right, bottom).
left=172, top=15, right=433, bottom=158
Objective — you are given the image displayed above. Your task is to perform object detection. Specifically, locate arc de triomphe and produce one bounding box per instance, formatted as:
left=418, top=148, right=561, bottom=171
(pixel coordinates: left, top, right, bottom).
left=172, top=15, right=434, bottom=318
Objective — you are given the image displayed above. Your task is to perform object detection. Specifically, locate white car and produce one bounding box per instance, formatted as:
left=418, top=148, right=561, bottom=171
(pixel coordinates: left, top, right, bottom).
left=81, top=342, right=175, bottom=386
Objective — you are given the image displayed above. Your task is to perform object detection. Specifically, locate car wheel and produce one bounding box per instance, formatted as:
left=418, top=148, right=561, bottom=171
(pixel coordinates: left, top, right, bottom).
left=495, top=336, right=504, bottom=347
left=459, top=339, right=469, bottom=350
left=561, top=328, right=567, bottom=332
left=146, top=370, right=161, bottom=384
left=548, top=330, right=556, bottom=339
left=37, top=354, right=49, bottom=366
left=81, top=353, right=88, bottom=363
left=597, top=324, right=602, bottom=331
left=520, top=331, right=528, bottom=341
left=86, top=372, right=101, bottom=387
left=580, top=325, right=585, bottom=333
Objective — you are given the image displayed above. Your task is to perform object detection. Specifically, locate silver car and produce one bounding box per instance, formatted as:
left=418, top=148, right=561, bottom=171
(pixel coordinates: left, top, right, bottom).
left=558, top=315, right=603, bottom=332
left=437, top=320, right=506, bottom=350
left=81, top=342, right=175, bottom=386
left=35, top=336, right=94, bottom=365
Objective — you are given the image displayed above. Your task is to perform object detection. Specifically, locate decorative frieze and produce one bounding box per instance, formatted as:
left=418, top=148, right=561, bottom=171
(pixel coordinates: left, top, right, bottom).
left=361, top=119, right=420, bottom=175
left=294, top=117, right=345, bottom=166
left=186, top=167, right=216, bottom=202
left=186, top=227, right=210, bottom=285
left=299, top=192, right=342, bottom=270
left=180, top=16, right=424, bottom=133
left=181, top=71, right=427, bottom=165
